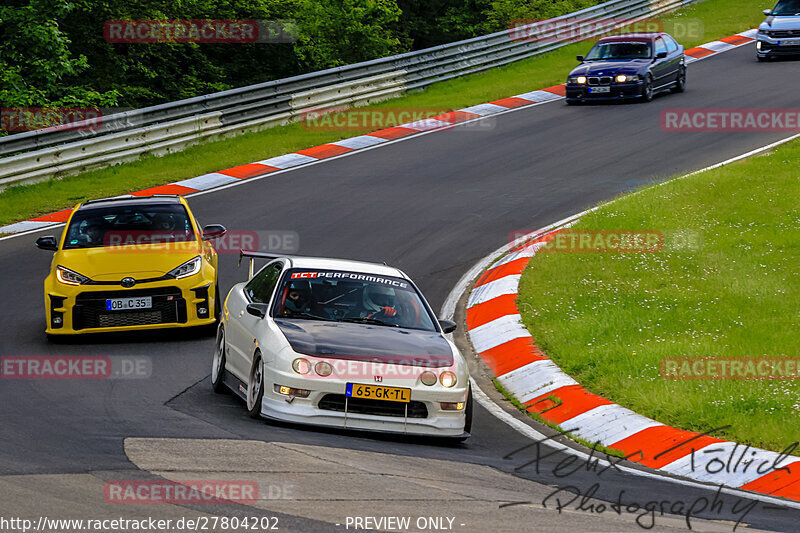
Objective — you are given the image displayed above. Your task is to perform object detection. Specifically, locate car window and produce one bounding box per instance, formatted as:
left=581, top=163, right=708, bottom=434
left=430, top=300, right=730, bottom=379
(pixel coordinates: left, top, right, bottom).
left=63, top=203, right=194, bottom=249
left=273, top=268, right=437, bottom=331
left=245, top=262, right=283, bottom=303
left=771, top=0, right=800, bottom=16
left=664, top=35, right=678, bottom=53
left=654, top=37, right=668, bottom=56
left=585, top=42, right=651, bottom=60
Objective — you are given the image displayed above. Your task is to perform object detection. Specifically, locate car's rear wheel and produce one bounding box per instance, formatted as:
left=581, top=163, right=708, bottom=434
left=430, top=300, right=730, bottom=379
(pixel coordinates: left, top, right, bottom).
left=247, top=352, right=264, bottom=418
left=211, top=327, right=228, bottom=394
left=641, top=74, right=654, bottom=102
left=673, top=67, right=686, bottom=93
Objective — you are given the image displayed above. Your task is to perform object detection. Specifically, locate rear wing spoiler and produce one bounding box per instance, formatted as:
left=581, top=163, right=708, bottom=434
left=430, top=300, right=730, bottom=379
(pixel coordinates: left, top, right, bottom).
left=238, top=250, right=282, bottom=279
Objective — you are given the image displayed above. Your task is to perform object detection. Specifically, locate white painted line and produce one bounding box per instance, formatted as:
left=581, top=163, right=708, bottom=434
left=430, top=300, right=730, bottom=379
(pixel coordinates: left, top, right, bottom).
left=401, top=118, right=453, bottom=131
left=459, top=103, right=508, bottom=116
left=255, top=153, right=318, bottom=169
left=331, top=135, right=388, bottom=149
left=468, top=314, right=530, bottom=354
left=175, top=172, right=239, bottom=190
left=702, top=41, right=737, bottom=53
left=492, top=242, right=546, bottom=268
left=567, top=404, right=663, bottom=447
left=739, top=29, right=758, bottom=38
left=0, top=220, right=58, bottom=235
left=468, top=275, right=522, bottom=307
left=515, top=90, right=564, bottom=102
left=660, top=442, right=794, bottom=487
left=498, top=359, right=578, bottom=402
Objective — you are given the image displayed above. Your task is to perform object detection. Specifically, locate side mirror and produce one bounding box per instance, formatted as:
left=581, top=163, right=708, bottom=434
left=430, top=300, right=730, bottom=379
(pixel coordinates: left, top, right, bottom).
left=438, top=319, right=457, bottom=334
left=202, top=224, right=227, bottom=240
left=763, top=8, right=772, bottom=16
left=36, top=236, right=58, bottom=251
left=246, top=303, right=270, bottom=319
left=656, top=51, right=668, bottom=59
left=576, top=55, right=584, bottom=62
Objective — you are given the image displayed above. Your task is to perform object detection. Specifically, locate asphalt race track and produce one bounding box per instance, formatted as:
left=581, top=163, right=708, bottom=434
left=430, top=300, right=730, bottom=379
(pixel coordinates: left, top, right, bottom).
left=1, top=43, right=798, bottom=532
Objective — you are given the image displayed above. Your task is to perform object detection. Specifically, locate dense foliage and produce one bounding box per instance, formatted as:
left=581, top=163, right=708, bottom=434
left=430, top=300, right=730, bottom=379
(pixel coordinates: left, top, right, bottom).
left=0, top=0, right=601, bottom=111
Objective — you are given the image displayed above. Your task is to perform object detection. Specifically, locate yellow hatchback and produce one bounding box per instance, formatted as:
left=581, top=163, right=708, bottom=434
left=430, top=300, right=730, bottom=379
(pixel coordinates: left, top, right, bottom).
left=36, top=195, right=226, bottom=338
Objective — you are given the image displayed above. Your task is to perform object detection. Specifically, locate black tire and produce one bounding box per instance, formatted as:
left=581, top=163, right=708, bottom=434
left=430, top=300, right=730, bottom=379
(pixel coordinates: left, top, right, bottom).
left=464, top=384, right=473, bottom=435
left=45, top=333, right=64, bottom=344
left=641, top=74, right=654, bottom=102
left=211, top=327, right=228, bottom=394
left=673, top=67, right=686, bottom=93
left=566, top=100, right=580, bottom=106
left=246, top=352, right=264, bottom=419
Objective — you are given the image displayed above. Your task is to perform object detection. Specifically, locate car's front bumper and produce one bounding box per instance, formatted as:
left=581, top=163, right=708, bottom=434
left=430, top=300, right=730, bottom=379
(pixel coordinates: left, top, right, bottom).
left=44, top=272, right=217, bottom=335
left=261, top=364, right=469, bottom=437
left=565, top=81, right=644, bottom=102
left=756, top=35, right=800, bottom=57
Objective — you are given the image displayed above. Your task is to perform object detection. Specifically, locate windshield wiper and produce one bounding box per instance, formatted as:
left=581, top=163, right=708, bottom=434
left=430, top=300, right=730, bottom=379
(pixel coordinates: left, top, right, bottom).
left=340, top=317, right=400, bottom=328
left=282, top=312, right=333, bottom=321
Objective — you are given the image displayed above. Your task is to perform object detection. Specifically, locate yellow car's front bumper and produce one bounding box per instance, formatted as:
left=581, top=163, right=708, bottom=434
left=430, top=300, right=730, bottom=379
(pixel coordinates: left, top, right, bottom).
left=44, top=270, right=218, bottom=335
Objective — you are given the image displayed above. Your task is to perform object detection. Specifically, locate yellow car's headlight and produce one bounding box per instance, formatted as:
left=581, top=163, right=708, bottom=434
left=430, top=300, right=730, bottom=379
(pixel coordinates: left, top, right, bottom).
left=56, top=265, right=91, bottom=285
left=167, top=256, right=202, bottom=279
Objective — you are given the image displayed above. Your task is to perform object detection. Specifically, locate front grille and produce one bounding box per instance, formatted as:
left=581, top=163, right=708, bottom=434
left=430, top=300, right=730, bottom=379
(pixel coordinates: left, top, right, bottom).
left=769, top=30, right=800, bottom=38
left=588, top=76, right=612, bottom=86
left=73, top=287, right=186, bottom=330
left=318, top=394, right=428, bottom=418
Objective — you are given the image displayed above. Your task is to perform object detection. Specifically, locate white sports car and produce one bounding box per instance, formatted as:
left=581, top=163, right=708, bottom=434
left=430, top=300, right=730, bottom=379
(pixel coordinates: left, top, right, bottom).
left=211, top=251, right=472, bottom=439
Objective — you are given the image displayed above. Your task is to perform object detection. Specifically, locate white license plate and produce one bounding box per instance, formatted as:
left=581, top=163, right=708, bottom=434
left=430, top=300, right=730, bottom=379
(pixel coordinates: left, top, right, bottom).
left=776, top=39, right=800, bottom=46
left=106, top=297, right=152, bottom=311
left=589, top=86, right=611, bottom=94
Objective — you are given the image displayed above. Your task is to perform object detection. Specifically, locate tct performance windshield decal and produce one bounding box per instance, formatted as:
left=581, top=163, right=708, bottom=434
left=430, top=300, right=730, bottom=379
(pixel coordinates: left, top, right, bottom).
left=290, top=271, right=408, bottom=288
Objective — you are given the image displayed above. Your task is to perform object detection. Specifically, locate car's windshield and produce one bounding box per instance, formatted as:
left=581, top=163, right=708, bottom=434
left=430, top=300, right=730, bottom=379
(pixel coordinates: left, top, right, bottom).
left=63, top=203, right=194, bottom=249
left=585, top=41, right=651, bottom=60
left=772, top=0, right=800, bottom=15
left=274, top=268, right=438, bottom=331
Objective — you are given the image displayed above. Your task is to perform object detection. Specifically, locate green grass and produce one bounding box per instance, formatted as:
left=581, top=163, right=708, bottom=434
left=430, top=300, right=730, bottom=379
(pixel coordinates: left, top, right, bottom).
left=0, top=0, right=764, bottom=228
left=517, top=139, right=800, bottom=454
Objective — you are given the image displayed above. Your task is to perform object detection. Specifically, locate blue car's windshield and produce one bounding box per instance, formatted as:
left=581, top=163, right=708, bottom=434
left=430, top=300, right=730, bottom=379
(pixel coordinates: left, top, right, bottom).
left=772, top=0, right=800, bottom=15
left=585, top=42, right=651, bottom=60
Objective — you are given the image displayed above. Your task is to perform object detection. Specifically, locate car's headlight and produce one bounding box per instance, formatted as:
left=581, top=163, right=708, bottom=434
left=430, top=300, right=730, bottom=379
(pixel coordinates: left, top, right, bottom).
left=167, top=256, right=202, bottom=279
left=292, top=358, right=311, bottom=375
left=569, top=76, right=587, bottom=84
left=420, top=371, right=437, bottom=386
left=56, top=265, right=91, bottom=285
left=440, top=371, right=457, bottom=388
left=616, top=74, right=639, bottom=82
left=314, top=361, right=333, bottom=377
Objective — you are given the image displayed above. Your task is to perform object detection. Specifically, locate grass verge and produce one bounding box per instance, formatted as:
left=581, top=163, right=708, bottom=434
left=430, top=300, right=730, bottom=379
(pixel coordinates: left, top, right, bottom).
left=517, top=138, right=800, bottom=454
left=0, top=0, right=763, bottom=227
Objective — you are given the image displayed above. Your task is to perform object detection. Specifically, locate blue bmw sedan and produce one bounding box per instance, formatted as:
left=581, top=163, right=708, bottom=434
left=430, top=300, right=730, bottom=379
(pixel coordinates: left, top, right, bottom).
left=565, top=33, right=685, bottom=104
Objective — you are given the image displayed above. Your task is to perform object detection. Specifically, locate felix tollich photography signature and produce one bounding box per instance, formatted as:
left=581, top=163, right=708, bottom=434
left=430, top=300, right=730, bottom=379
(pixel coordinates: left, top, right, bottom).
left=500, top=425, right=796, bottom=531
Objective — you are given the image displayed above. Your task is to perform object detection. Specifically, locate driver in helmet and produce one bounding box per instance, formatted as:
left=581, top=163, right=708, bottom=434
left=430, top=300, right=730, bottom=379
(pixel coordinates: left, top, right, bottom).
left=362, top=284, right=399, bottom=320
left=283, top=281, right=312, bottom=316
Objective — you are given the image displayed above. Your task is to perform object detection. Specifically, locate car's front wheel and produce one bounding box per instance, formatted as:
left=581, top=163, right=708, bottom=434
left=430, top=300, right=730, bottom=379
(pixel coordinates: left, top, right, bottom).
left=673, top=66, right=686, bottom=93
left=247, top=352, right=265, bottom=418
left=211, top=327, right=228, bottom=393
left=641, top=74, right=654, bottom=102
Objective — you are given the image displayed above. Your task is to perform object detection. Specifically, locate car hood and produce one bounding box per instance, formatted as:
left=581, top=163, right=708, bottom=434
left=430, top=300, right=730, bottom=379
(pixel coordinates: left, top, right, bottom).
left=56, top=243, right=202, bottom=280
left=570, top=59, right=650, bottom=77
left=275, top=318, right=454, bottom=367
left=760, top=16, right=800, bottom=30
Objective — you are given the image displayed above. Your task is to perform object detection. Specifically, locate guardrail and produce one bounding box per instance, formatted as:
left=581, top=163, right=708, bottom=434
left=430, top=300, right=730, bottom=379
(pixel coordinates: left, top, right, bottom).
left=0, top=0, right=702, bottom=188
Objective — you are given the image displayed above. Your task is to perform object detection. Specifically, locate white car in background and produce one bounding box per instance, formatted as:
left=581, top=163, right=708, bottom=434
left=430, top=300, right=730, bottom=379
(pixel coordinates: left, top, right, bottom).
left=757, top=0, right=800, bottom=60
left=211, top=251, right=472, bottom=439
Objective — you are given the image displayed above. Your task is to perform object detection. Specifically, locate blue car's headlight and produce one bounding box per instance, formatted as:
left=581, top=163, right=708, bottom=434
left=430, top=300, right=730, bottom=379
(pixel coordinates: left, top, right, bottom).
left=615, top=74, right=640, bottom=83
left=568, top=76, right=587, bottom=84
